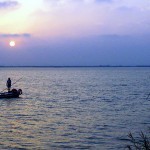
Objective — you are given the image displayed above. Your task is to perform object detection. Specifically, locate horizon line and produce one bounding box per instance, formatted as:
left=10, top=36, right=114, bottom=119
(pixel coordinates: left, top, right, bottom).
left=0, top=65, right=150, bottom=68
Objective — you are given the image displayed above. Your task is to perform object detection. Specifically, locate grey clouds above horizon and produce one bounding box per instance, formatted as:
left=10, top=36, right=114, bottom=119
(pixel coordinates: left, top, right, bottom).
left=0, top=34, right=150, bottom=66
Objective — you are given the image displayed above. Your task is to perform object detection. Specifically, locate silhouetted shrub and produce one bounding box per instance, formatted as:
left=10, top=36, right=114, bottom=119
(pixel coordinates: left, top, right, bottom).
left=127, top=129, right=150, bottom=150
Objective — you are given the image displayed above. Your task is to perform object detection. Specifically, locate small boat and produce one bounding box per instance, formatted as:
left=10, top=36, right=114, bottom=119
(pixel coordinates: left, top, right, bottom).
left=0, top=89, right=22, bottom=99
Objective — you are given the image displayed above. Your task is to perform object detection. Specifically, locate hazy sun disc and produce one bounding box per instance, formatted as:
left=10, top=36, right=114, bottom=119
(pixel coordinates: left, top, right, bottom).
left=9, top=41, right=15, bottom=47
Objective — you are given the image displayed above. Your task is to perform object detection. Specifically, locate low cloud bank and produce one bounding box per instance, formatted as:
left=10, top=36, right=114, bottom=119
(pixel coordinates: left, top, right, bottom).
left=0, top=33, right=31, bottom=38
left=0, top=1, right=19, bottom=9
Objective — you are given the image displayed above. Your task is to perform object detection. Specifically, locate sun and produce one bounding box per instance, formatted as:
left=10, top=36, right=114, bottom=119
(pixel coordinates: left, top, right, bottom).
left=9, top=41, right=16, bottom=47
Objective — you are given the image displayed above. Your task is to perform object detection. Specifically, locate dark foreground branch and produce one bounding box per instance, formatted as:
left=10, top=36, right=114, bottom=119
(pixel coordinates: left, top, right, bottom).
left=127, top=129, right=150, bottom=150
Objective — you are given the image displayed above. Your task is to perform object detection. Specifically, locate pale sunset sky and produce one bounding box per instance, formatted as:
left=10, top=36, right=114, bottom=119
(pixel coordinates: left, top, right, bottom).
left=0, top=0, right=150, bottom=66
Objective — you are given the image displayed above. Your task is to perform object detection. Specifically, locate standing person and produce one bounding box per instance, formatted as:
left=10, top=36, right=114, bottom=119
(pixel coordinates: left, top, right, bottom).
left=6, top=78, right=11, bottom=92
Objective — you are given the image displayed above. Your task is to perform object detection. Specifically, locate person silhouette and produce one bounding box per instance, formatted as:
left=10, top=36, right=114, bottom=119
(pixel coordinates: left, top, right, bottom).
left=6, top=78, right=11, bottom=92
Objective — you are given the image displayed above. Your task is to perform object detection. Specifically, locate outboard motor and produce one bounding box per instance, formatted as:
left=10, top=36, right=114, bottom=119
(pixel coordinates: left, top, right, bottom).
left=18, top=89, right=22, bottom=95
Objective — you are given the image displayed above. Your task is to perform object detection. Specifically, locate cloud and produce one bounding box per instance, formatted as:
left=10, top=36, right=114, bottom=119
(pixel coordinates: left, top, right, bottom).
left=0, top=33, right=31, bottom=38
left=95, top=0, right=113, bottom=3
left=43, top=0, right=113, bottom=6
left=0, top=1, right=19, bottom=9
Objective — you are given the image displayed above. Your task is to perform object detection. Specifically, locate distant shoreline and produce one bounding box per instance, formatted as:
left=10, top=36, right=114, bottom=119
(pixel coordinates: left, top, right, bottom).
left=0, top=65, right=150, bottom=68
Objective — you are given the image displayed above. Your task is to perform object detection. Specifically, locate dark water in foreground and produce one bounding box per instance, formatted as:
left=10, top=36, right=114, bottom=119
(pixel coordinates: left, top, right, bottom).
left=0, top=67, right=150, bottom=150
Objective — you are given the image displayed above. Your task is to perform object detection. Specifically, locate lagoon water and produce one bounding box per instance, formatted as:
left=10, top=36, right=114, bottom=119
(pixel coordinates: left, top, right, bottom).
left=0, top=67, right=150, bottom=150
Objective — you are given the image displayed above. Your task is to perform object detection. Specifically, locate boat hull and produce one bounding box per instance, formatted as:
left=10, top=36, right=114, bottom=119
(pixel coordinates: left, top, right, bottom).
left=0, top=92, right=20, bottom=98
left=0, top=89, right=22, bottom=99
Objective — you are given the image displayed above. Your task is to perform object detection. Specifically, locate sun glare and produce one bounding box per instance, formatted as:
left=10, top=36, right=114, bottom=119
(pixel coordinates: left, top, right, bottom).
left=9, top=41, right=16, bottom=47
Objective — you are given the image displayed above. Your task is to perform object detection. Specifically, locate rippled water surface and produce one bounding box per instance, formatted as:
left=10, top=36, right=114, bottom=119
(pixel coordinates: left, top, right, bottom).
left=0, top=67, right=150, bottom=149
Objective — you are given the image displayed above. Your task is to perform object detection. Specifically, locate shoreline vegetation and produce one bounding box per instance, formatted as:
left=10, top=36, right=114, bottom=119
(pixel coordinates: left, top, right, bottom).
left=0, top=65, right=150, bottom=68
left=127, top=129, right=150, bottom=150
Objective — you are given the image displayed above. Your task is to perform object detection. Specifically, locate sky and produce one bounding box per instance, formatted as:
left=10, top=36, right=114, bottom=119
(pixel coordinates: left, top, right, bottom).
left=0, top=0, right=150, bottom=66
